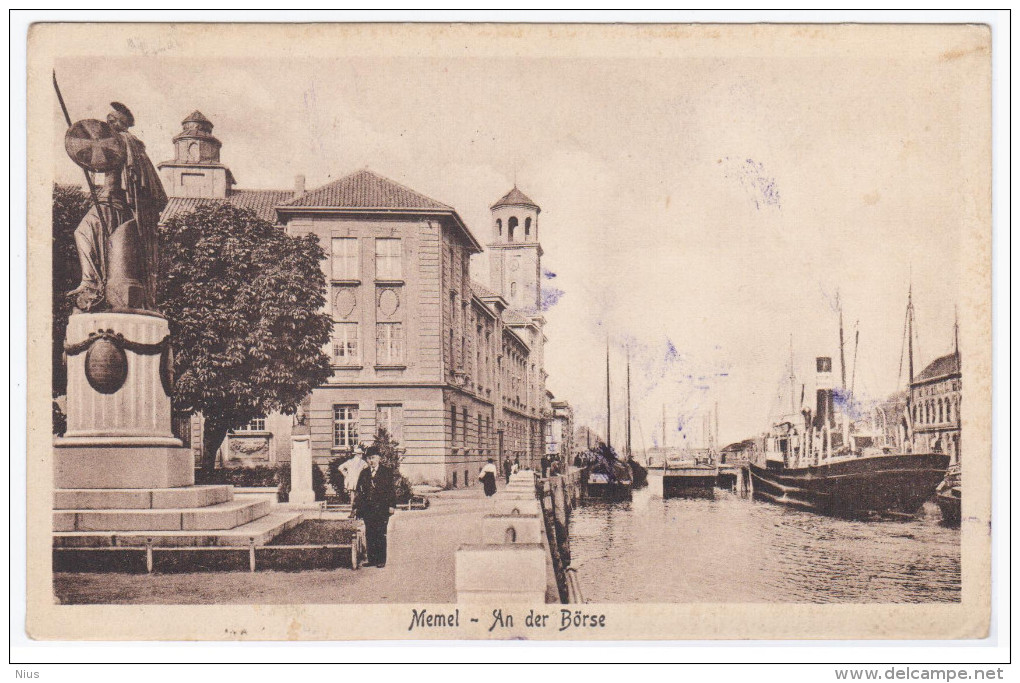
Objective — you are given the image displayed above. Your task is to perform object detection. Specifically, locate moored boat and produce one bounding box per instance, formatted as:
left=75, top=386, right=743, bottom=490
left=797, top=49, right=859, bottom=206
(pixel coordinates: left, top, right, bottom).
left=934, top=464, right=961, bottom=525
left=750, top=451, right=949, bottom=517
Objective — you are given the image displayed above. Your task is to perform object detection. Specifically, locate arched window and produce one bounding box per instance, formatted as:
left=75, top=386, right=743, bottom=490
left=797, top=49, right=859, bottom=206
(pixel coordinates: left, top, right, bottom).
left=452, top=471, right=458, bottom=488
left=508, top=216, right=518, bottom=242
left=510, top=281, right=517, bottom=299
left=525, top=217, right=532, bottom=238
left=496, top=218, right=502, bottom=236
left=938, top=399, right=944, bottom=423
left=946, top=399, right=953, bottom=423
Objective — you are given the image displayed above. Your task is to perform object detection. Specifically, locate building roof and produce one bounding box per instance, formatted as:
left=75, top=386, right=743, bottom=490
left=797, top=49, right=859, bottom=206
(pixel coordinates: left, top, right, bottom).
left=491, top=185, right=540, bottom=211
left=914, top=351, right=961, bottom=384
left=183, top=110, right=212, bottom=125
left=277, top=168, right=482, bottom=252
left=470, top=279, right=502, bottom=300
left=160, top=189, right=296, bottom=224
left=282, top=168, right=454, bottom=211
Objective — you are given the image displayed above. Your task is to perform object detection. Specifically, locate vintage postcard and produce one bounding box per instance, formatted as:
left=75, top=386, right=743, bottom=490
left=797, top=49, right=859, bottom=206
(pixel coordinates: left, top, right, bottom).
left=24, top=22, right=992, bottom=641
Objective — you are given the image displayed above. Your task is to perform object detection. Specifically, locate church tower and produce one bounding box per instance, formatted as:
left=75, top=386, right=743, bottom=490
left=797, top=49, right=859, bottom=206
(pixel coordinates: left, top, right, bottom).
left=157, top=111, right=236, bottom=199
left=488, top=186, right=543, bottom=312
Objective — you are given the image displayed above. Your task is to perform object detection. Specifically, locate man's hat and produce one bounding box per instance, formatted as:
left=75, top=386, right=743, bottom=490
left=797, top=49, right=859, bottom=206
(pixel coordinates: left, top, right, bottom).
left=109, top=102, right=134, bottom=128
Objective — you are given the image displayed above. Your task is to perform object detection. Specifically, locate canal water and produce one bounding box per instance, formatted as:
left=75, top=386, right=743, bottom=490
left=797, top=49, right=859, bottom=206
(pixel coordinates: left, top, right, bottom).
left=569, top=486, right=960, bottom=603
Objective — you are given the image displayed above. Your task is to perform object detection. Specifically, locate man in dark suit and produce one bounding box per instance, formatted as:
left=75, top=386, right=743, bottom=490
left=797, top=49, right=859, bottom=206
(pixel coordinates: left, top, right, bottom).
left=353, top=446, right=396, bottom=568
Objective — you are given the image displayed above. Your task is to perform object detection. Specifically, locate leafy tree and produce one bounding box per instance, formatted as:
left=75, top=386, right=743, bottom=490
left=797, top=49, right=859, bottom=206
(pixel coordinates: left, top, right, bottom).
left=51, top=184, right=90, bottom=399
left=158, top=203, right=332, bottom=471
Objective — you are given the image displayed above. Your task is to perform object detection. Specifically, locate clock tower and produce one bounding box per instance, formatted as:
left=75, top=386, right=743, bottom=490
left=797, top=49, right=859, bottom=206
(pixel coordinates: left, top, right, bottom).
left=488, top=186, right=543, bottom=312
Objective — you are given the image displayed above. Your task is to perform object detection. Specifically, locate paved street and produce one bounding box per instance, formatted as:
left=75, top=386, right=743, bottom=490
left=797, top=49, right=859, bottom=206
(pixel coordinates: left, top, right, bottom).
left=54, top=486, right=502, bottom=605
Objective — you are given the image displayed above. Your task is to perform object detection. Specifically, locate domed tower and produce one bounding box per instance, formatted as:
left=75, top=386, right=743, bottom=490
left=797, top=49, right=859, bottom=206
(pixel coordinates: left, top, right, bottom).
left=488, top=186, right=543, bottom=312
left=157, top=111, right=236, bottom=199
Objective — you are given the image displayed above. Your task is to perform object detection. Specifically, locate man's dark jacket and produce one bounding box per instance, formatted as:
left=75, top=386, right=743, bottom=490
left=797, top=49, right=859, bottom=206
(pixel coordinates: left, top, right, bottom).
left=354, top=465, right=396, bottom=520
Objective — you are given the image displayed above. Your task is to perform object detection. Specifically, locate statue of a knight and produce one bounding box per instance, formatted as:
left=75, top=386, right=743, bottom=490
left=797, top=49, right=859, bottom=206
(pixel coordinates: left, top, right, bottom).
left=66, top=102, right=167, bottom=312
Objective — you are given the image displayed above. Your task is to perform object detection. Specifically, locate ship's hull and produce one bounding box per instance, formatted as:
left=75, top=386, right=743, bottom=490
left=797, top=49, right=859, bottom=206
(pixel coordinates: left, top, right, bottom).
left=582, top=469, right=633, bottom=501
left=935, top=486, right=961, bottom=525
left=749, top=453, right=950, bottom=518
left=649, top=467, right=718, bottom=497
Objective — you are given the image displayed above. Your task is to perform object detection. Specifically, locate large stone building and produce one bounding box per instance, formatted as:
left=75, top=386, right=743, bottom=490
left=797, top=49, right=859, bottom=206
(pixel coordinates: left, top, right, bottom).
left=909, top=350, right=961, bottom=464
left=158, top=111, right=557, bottom=487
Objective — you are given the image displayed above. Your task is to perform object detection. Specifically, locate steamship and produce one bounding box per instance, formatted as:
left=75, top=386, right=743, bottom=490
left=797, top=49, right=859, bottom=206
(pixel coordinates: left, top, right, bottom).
left=750, top=356, right=946, bottom=515
left=750, top=347, right=948, bottom=518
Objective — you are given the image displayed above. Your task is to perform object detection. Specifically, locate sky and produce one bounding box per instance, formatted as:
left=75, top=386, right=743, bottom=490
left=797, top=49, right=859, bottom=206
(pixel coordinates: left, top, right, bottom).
left=51, top=31, right=977, bottom=447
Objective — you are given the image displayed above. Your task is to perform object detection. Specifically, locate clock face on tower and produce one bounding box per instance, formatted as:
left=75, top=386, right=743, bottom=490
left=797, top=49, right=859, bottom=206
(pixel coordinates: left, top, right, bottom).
left=509, top=255, right=521, bottom=272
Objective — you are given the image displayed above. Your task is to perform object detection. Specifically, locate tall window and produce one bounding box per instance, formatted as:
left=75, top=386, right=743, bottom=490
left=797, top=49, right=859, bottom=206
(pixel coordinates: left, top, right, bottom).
left=331, top=237, right=359, bottom=280
left=525, top=217, right=531, bottom=237
left=376, top=404, right=403, bottom=444
left=496, top=218, right=502, bottom=236
left=376, top=323, right=404, bottom=364
left=333, top=405, right=359, bottom=448
left=508, top=216, right=518, bottom=242
left=451, top=405, right=458, bottom=445
left=332, top=322, right=359, bottom=365
left=375, top=238, right=402, bottom=279
left=463, top=408, right=469, bottom=446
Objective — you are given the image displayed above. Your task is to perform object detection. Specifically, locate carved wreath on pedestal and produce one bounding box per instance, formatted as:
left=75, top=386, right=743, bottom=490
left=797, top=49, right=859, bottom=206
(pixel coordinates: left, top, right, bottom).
left=63, top=328, right=172, bottom=396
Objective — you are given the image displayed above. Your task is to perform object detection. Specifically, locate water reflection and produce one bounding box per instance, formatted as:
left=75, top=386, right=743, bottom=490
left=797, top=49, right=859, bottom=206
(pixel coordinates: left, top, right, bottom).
left=569, top=487, right=961, bottom=603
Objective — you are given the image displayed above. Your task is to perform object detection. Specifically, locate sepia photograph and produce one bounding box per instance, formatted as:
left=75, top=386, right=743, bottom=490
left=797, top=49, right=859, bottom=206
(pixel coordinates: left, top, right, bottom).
left=20, top=19, right=995, bottom=645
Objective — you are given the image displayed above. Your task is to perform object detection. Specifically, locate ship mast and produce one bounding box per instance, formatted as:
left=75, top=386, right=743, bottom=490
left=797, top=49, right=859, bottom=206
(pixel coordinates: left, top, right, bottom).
left=788, top=334, right=796, bottom=415
left=954, top=305, right=960, bottom=357
left=907, top=287, right=915, bottom=386
left=625, top=345, right=632, bottom=459
left=837, top=291, right=847, bottom=390
left=662, top=403, right=667, bottom=449
left=605, top=340, right=612, bottom=450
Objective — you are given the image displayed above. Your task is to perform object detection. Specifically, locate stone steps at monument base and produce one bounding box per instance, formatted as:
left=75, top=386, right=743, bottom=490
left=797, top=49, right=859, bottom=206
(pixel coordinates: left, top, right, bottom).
left=52, top=510, right=306, bottom=548
left=53, top=498, right=271, bottom=533
left=53, top=485, right=233, bottom=510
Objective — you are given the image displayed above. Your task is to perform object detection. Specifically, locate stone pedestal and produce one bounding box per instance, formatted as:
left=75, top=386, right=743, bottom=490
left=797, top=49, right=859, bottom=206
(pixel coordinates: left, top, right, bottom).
left=59, top=312, right=179, bottom=447
left=53, top=312, right=305, bottom=557
left=288, top=434, right=316, bottom=505
left=55, top=312, right=187, bottom=488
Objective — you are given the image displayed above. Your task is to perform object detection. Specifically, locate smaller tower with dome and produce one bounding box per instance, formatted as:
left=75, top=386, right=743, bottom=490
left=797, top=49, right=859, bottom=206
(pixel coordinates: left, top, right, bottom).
left=488, top=185, right=543, bottom=312
left=157, top=111, right=236, bottom=199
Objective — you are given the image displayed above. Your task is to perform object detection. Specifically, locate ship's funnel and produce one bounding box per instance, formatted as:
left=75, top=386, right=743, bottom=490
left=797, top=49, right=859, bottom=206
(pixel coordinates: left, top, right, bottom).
left=814, top=356, right=835, bottom=428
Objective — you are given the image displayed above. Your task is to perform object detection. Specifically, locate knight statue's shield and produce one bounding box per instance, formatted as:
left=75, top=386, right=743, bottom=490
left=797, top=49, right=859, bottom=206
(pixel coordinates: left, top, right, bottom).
left=64, top=118, right=126, bottom=173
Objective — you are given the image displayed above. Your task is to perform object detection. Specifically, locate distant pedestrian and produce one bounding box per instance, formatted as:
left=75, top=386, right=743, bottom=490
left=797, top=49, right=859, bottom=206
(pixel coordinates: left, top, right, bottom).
left=479, top=458, right=498, bottom=497
left=502, top=457, right=512, bottom=484
left=353, top=446, right=396, bottom=568
left=540, top=454, right=551, bottom=478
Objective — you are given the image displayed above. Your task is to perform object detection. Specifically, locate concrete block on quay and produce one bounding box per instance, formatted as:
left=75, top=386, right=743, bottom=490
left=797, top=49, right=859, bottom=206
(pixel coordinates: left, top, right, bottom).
left=481, top=513, right=544, bottom=544
left=489, top=498, right=541, bottom=516
left=455, top=543, right=548, bottom=604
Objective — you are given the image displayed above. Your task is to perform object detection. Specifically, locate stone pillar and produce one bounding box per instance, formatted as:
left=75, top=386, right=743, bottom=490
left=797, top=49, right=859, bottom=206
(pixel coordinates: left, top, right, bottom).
left=289, top=434, right=316, bottom=504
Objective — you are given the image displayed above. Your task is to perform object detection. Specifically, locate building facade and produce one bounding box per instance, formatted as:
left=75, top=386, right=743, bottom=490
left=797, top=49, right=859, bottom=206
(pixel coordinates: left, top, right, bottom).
left=909, top=350, right=961, bottom=464
left=159, top=111, right=557, bottom=486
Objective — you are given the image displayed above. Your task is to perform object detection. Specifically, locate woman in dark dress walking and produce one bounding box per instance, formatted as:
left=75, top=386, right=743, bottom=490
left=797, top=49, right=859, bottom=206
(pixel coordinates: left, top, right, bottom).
left=479, top=458, right=498, bottom=497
